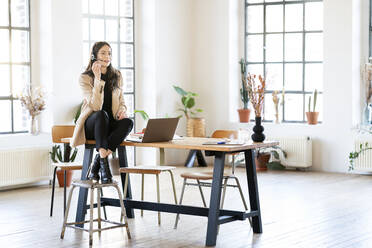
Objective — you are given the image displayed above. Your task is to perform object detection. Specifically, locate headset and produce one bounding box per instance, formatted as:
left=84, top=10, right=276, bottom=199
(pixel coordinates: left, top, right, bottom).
left=91, top=54, right=96, bottom=62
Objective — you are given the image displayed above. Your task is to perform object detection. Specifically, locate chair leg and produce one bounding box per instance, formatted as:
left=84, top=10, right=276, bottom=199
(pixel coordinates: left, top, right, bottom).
left=121, top=173, right=129, bottom=222
left=63, top=170, right=67, bottom=216
left=89, top=188, right=94, bottom=247
left=196, top=179, right=207, bottom=207
left=60, top=185, right=76, bottom=239
left=174, top=178, right=187, bottom=229
left=220, top=178, right=229, bottom=209
left=97, top=188, right=102, bottom=234
left=114, top=184, right=131, bottom=239
left=141, top=174, right=144, bottom=217
left=232, top=155, right=235, bottom=175
left=100, top=188, right=107, bottom=220
left=168, top=171, right=178, bottom=205
left=232, top=176, right=252, bottom=227
left=156, top=174, right=161, bottom=226
left=50, top=166, right=58, bottom=217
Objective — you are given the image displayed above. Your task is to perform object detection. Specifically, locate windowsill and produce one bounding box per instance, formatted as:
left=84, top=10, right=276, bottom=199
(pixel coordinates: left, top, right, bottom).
left=231, top=121, right=323, bottom=127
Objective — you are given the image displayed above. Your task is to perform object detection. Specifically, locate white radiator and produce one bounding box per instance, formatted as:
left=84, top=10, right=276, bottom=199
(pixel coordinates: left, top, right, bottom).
left=0, top=147, right=53, bottom=188
left=268, top=136, right=312, bottom=168
left=353, top=140, right=372, bottom=171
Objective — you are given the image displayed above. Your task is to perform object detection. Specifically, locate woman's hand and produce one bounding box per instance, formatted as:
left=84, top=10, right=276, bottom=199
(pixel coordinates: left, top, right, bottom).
left=117, top=110, right=128, bottom=120
left=92, top=61, right=102, bottom=80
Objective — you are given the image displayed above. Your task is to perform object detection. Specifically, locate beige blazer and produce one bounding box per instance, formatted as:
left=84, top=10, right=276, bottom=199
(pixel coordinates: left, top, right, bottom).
left=70, top=73, right=127, bottom=147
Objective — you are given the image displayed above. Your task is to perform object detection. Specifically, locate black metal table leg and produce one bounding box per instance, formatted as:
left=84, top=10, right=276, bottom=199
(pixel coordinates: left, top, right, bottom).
left=63, top=170, right=66, bottom=216
left=196, top=150, right=207, bottom=167
left=185, top=150, right=207, bottom=167
left=50, top=166, right=58, bottom=217
left=206, top=151, right=225, bottom=247
left=75, top=145, right=94, bottom=227
left=118, top=146, right=134, bottom=218
left=244, top=149, right=262, bottom=233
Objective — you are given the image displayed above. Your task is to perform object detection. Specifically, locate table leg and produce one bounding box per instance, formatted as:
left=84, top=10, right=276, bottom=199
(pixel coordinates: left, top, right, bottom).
left=184, top=150, right=207, bottom=167
left=118, top=146, right=134, bottom=218
left=75, top=146, right=94, bottom=227
left=196, top=150, right=207, bottom=167
left=244, top=149, right=262, bottom=233
left=206, top=151, right=225, bottom=247
left=159, top=148, right=165, bottom=165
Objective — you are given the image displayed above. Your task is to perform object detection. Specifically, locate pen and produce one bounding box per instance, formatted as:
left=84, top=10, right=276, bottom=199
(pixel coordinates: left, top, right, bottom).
left=217, top=141, right=226, bottom=144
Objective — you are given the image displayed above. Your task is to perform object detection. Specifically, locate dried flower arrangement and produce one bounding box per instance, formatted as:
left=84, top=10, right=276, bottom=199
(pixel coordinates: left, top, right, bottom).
left=272, top=89, right=285, bottom=123
left=19, top=86, right=46, bottom=118
left=245, top=73, right=266, bottom=117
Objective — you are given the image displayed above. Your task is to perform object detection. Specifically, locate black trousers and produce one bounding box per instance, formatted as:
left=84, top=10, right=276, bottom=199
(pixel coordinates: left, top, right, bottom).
left=84, top=110, right=133, bottom=151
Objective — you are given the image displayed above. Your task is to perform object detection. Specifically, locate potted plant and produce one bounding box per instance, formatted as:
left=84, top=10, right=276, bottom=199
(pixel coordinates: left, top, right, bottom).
left=238, top=58, right=251, bottom=122
left=255, top=146, right=287, bottom=171
left=173, top=85, right=204, bottom=137
left=306, top=89, right=319, bottom=125
left=50, top=144, right=78, bottom=187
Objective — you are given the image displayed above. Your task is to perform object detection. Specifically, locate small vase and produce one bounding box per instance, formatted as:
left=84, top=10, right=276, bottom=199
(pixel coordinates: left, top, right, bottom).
left=251, top=117, right=265, bottom=142
left=29, top=116, right=39, bottom=135
left=305, top=112, right=319, bottom=125
left=237, top=109, right=251, bottom=123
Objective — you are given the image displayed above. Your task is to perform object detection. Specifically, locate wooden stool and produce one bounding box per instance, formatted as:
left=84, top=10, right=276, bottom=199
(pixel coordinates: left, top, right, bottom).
left=60, top=180, right=131, bottom=247
left=174, top=171, right=249, bottom=229
left=119, top=166, right=178, bottom=226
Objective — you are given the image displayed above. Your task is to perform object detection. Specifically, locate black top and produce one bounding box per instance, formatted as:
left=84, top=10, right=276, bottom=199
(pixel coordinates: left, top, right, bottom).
left=101, top=73, right=115, bottom=121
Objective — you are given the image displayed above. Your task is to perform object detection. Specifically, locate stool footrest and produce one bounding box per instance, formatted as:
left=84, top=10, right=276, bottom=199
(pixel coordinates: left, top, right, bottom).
left=65, top=219, right=128, bottom=233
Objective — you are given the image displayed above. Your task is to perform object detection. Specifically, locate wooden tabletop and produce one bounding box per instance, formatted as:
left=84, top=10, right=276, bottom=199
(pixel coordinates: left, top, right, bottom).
left=61, top=137, right=279, bottom=152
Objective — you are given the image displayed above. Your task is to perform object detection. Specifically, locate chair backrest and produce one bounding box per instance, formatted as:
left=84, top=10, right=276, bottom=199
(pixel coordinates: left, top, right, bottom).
left=52, top=125, right=75, bottom=143
left=211, top=130, right=238, bottom=139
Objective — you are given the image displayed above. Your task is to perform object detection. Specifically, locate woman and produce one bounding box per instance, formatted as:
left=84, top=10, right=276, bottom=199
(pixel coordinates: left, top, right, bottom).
left=71, top=41, right=133, bottom=184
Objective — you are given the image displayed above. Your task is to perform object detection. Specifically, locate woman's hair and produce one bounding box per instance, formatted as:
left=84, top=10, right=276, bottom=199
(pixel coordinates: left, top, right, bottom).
left=82, top=41, right=120, bottom=90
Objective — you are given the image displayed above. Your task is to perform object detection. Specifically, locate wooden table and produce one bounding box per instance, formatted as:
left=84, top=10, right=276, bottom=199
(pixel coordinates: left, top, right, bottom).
left=62, top=137, right=278, bottom=247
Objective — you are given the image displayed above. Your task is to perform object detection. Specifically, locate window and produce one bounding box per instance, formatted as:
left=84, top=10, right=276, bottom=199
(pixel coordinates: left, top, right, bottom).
left=82, top=0, right=135, bottom=164
left=0, top=0, right=31, bottom=134
left=245, top=0, right=323, bottom=123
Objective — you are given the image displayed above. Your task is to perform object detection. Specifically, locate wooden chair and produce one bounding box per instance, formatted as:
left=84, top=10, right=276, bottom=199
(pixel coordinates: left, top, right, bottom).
left=119, top=165, right=178, bottom=226
left=174, top=130, right=249, bottom=229
left=50, top=125, right=83, bottom=217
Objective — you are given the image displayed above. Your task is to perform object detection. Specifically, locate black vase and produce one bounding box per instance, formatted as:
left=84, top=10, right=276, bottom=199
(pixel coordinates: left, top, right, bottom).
left=251, top=117, right=265, bottom=142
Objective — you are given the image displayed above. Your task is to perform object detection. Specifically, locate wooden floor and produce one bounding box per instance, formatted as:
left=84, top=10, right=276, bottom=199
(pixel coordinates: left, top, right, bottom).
left=1, top=166, right=372, bottom=248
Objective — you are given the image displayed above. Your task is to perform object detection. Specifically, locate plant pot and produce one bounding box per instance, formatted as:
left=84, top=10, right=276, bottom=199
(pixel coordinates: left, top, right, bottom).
left=306, top=112, right=319, bottom=125
left=237, top=109, right=251, bottom=123
left=255, top=152, right=271, bottom=171
left=109, top=157, right=120, bottom=176
left=251, top=117, right=265, bottom=142
left=56, top=170, right=73, bottom=187
left=186, top=117, right=206, bottom=137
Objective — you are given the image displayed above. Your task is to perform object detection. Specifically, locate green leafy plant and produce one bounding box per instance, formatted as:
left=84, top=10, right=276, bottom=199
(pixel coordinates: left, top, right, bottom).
left=239, top=58, right=250, bottom=109
left=349, top=142, right=372, bottom=171
left=134, top=110, right=149, bottom=121
left=257, top=145, right=288, bottom=170
left=173, top=85, right=203, bottom=119
left=308, top=89, right=318, bottom=112
left=74, top=101, right=83, bottom=124
left=50, top=144, right=78, bottom=163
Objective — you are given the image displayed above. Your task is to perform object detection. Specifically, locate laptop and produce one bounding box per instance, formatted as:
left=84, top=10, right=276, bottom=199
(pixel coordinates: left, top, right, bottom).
left=126, top=118, right=180, bottom=143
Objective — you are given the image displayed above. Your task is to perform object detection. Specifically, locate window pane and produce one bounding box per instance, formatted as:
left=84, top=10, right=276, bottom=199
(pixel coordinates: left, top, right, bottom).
left=0, top=0, right=8, bottom=26
left=12, top=65, right=30, bottom=95
left=12, top=30, right=29, bottom=62
left=120, top=0, right=133, bottom=17
left=13, top=100, right=28, bottom=132
left=120, top=44, right=133, bottom=67
left=285, top=4, right=302, bottom=32
left=266, top=63, right=283, bottom=91
left=105, top=0, right=118, bottom=16
left=120, top=18, right=133, bottom=42
left=247, top=64, right=263, bottom=76
left=284, top=94, right=303, bottom=121
left=284, top=63, right=302, bottom=91
left=0, top=100, right=11, bottom=132
left=266, top=5, right=283, bottom=32
left=82, top=0, right=88, bottom=14
left=305, top=33, right=322, bottom=61
left=90, top=18, right=104, bottom=41
left=264, top=93, right=275, bottom=121
left=247, top=35, right=263, bottom=62
left=285, top=33, right=302, bottom=61
left=305, top=2, right=323, bottom=31
left=120, top=69, right=134, bottom=92
left=0, top=29, right=9, bottom=62
left=106, top=19, right=118, bottom=42
left=305, top=63, right=323, bottom=92
left=266, top=34, right=283, bottom=62
left=11, top=0, right=29, bottom=27
left=124, top=94, right=134, bottom=117
left=0, top=65, right=10, bottom=96
left=110, top=43, right=118, bottom=68
left=90, top=0, right=104, bottom=15
left=82, top=18, right=89, bottom=40
left=247, top=5, right=263, bottom=33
